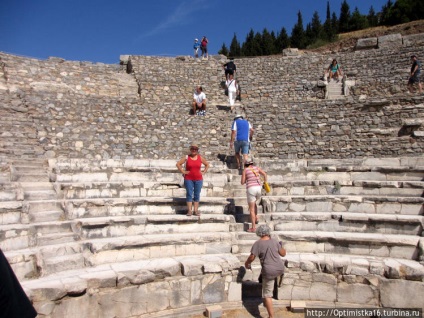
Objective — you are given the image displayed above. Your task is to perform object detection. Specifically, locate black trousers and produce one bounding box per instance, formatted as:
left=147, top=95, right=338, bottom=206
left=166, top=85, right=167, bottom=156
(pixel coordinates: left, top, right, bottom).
left=0, top=249, right=37, bottom=318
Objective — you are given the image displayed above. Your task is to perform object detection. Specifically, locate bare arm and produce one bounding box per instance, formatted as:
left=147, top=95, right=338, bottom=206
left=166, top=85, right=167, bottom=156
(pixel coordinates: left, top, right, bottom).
left=201, top=156, right=209, bottom=174
left=245, top=253, right=255, bottom=269
left=176, top=157, right=188, bottom=174
left=258, top=167, right=267, bottom=182
left=230, top=130, right=236, bottom=149
left=279, top=247, right=287, bottom=257
left=241, top=168, right=247, bottom=185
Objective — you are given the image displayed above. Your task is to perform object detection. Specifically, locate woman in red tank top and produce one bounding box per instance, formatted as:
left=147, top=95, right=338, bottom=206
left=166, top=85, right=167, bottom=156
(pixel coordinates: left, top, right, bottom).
left=176, top=144, right=209, bottom=216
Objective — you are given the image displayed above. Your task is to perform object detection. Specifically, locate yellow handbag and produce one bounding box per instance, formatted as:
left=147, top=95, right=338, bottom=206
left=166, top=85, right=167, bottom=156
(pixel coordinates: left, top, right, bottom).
left=263, top=181, right=271, bottom=193
left=249, top=167, right=271, bottom=193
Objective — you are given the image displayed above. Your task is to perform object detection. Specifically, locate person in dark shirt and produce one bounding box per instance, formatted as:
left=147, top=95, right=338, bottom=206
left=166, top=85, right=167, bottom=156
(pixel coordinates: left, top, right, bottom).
left=408, top=55, right=423, bottom=94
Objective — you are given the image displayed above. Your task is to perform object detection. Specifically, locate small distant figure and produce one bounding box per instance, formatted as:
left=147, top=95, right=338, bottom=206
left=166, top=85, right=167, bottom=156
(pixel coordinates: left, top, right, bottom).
left=193, top=38, right=200, bottom=58
left=176, top=143, right=209, bottom=216
left=230, top=114, right=254, bottom=170
left=225, top=73, right=239, bottom=108
left=192, top=86, right=207, bottom=116
left=200, top=36, right=208, bottom=59
left=241, top=156, right=267, bottom=232
left=245, top=225, right=286, bottom=318
left=327, top=59, right=343, bottom=82
left=408, top=55, right=423, bottom=94
left=223, top=58, right=237, bottom=80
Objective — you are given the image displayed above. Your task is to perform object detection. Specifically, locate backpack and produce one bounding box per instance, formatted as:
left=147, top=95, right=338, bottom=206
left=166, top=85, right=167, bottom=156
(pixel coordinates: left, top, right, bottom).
left=226, top=61, right=235, bottom=71
left=201, top=39, right=208, bottom=47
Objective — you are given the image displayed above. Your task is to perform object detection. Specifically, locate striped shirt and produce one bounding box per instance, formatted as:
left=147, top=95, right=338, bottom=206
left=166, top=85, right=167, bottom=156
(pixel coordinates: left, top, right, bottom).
left=245, top=166, right=261, bottom=189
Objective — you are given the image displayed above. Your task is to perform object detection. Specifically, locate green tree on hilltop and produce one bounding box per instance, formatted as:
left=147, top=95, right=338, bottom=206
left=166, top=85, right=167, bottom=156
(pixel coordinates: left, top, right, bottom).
left=229, top=33, right=241, bottom=57
left=291, top=11, right=306, bottom=49
left=350, top=7, right=369, bottom=31
left=275, top=27, right=290, bottom=52
left=339, top=0, right=351, bottom=32
left=218, top=43, right=229, bottom=56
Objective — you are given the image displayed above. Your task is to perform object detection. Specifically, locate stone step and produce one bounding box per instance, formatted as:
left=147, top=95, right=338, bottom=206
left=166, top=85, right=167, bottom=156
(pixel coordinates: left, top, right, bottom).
left=20, top=253, right=240, bottom=300
left=271, top=212, right=423, bottom=236
left=6, top=231, right=235, bottom=279
left=75, top=214, right=234, bottom=239
left=236, top=252, right=424, bottom=280
left=236, top=231, right=421, bottom=259
left=267, top=180, right=424, bottom=197
left=262, top=195, right=424, bottom=215
left=54, top=171, right=228, bottom=187
left=0, top=201, right=24, bottom=224
left=24, top=189, right=57, bottom=200
left=62, top=196, right=229, bottom=219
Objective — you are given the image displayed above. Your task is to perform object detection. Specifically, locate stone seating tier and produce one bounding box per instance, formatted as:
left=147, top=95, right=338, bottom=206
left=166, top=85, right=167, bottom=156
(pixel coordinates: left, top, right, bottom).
left=20, top=253, right=241, bottom=317
left=2, top=50, right=424, bottom=160
left=2, top=40, right=424, bottom=313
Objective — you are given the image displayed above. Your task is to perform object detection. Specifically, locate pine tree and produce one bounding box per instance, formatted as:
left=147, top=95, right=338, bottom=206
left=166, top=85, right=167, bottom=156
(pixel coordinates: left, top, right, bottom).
left=275, top=27, right=290, bottom=52
left=380, top=0, right=394, bottom=25
left=290, top=11, right=306, bottom=49
left=218, top=43, right=229, bottom=56
left=367, top=6, right=378, bottom=27
left=241, top=29, right=255, bottom=56
left=350, top=7, right=369, bottom=31
left=323, top=1, right=335, bottom=41
left=229, top=33, right=241, bottom=57
left=261, top=28, right=275, bottom=55
left=339, top=0, right=351, bottom=32
left=331, top=12, right=339, bottom=34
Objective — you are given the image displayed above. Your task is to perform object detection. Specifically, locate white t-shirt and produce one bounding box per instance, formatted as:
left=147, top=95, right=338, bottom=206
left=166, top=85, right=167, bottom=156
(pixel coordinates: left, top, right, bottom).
left=226, top=79, right=237, bottom=92
left=193, top=91, right=206, bottom=104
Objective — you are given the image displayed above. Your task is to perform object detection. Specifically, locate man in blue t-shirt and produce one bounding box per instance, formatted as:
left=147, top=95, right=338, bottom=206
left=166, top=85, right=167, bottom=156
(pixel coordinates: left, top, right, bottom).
left=230, top=114, right=254, bottom=170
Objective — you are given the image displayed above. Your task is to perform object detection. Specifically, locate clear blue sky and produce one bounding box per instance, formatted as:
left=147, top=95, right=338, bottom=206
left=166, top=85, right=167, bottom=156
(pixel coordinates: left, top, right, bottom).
left=0, top=0, right=388, bottom=64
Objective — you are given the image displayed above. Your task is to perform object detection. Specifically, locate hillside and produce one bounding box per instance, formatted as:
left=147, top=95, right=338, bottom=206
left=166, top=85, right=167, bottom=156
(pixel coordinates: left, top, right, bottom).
left=310, top=19, right=424, bottom=53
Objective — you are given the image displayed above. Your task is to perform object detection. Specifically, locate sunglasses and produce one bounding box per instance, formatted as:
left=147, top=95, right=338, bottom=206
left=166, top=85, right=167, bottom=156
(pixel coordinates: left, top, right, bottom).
left=190, top=147, right=199, bottom=151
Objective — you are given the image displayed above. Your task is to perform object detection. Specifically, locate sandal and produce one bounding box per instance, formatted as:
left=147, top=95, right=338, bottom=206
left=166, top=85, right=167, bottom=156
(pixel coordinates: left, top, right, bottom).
left=186, top=212, right=193, bottom=216
left=247, top=228, right=256, bottom=233
left=194, top=211, right=201, bottom=216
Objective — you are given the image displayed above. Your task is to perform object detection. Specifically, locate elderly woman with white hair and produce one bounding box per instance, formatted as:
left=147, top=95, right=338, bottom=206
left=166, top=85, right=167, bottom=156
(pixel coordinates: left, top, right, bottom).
left=245, top=224, right=286, bottom=318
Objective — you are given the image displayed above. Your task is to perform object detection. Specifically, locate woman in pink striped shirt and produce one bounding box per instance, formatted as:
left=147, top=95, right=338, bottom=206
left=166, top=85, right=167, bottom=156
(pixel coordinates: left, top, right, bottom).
left=241, top=157, right=267, bottom=232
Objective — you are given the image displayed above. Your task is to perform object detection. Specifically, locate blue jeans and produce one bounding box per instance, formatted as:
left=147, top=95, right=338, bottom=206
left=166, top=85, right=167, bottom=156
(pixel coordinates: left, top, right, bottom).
left=184, top=180, right=203, bottom=202
left=234, top=140, right=249, bottom=154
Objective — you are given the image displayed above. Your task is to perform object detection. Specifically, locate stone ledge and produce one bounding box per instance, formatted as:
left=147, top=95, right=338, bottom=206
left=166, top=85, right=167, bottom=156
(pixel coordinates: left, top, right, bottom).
left=21, top=254, right=240, bottom=302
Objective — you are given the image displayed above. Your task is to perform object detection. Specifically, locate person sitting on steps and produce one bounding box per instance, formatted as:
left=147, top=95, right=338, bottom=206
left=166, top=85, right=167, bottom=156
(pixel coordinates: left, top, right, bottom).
left=327, top=59, right=343, bottom=82
left=192, top=86, right=207, bottom=116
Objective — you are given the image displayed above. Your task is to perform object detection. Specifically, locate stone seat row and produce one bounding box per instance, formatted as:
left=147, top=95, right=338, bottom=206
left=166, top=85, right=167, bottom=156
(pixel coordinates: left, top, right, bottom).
left=0, top=213, right=234, bottom=251
left=0, top=196, right=229, bottom=225
left=237, top=230, right=421, bottom=260
left=19, top=253, right=240, bottom=318
left=271, top=211, right=423, bottom=235
left=5, top=229, right=235, bottom=281
left=240, top=251, right=424, bottom=283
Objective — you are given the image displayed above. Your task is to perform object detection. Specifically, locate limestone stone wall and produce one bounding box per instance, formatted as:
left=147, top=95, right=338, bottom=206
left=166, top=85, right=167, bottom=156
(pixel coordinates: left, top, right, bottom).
left=1, top=34, right=424, bottom=160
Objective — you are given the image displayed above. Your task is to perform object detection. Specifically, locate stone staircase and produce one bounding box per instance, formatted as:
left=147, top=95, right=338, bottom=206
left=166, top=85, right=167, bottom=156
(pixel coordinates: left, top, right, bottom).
left=234, top=157, right=424, bottom=306
left=1, top=155, right=424, bottom=314
left=326, top=78, right=344, bottom=100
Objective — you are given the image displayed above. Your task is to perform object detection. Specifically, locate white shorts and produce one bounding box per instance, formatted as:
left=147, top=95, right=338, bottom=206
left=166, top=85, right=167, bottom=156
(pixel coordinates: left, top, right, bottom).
left=246, top=186, right=262, bottom=203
